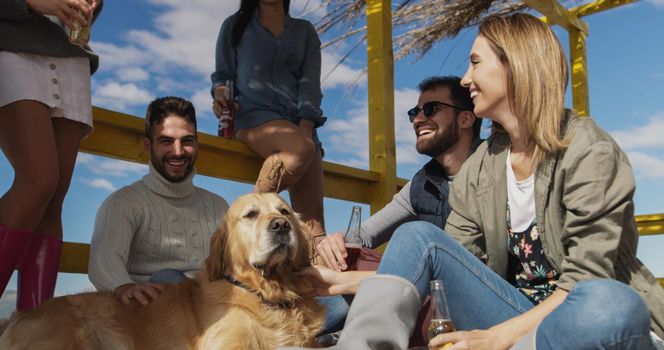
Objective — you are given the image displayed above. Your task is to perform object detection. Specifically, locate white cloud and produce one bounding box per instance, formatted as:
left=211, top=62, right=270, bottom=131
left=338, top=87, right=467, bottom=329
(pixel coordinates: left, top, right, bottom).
left=153, top=76, right=184, bottom=94
left=647, top=0, right=664, bottom=8
left=92, top=41, right=150, bottom=70
left=325, top=88, right=426, bottom=168
left=610, top=112, right=664, bottom=180
left=191, top=88, right=215, bottom=120
left=626, top=152, right=664, bottom=180
left=92, top=0, right=359, bottom=102
left=326, top=103, right=369, bottom=168
left=77, top=154, right=147, bottom=177
left=116, top=67, right=149, bottom=82
left=81, top=178, right=117, bottom=192
left=394, top=88, right=426, bottom=165
left=291, top=0, right=326, bottom=19
left=610, top=113, right=664, bottom=149
left=93, top=82, right=155, bottom=110
left=100, top=0, right=237, bottom=78
left=321, top=50, right=366, bottom=89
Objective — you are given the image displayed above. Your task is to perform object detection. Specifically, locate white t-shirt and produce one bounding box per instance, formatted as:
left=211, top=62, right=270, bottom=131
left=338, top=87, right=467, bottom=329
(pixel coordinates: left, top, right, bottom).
left=506, top=149, right=536, bottom=232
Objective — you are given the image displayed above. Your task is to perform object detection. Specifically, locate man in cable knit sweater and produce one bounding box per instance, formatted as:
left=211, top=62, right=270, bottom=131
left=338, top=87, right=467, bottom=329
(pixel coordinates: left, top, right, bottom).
left=89, top=96, right=229, bottom=305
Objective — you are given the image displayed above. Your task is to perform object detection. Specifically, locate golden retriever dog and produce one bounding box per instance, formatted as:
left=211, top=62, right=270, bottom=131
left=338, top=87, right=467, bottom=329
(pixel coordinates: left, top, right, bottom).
left=0, top=193, right=325, bottom=349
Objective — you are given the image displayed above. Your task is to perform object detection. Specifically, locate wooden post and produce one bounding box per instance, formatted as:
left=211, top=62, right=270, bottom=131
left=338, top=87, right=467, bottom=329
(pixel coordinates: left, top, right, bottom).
left=366, top=0, right=397, bottom=215
left=569, top=29, right=590, bottom=116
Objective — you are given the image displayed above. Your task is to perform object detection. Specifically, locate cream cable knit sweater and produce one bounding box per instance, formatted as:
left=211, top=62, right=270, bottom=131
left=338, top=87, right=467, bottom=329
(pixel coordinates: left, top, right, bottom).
left=88, top=164, right=229, bottom=291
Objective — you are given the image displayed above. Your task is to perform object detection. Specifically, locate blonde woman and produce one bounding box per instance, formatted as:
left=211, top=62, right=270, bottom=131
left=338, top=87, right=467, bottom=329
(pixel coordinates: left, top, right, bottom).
left=284, top=13, right=664, bottom=350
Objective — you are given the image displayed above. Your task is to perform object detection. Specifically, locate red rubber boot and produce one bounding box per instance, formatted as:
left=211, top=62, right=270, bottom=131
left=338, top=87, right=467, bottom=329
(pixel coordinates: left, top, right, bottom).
left=16, top=233, right=62, bottom=310
left=0, top=223, right=32, bottom=296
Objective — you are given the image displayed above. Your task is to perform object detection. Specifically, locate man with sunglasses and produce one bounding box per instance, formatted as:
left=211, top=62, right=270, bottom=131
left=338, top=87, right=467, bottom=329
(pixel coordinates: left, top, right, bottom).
left=313, top=76, right=482, bottom=336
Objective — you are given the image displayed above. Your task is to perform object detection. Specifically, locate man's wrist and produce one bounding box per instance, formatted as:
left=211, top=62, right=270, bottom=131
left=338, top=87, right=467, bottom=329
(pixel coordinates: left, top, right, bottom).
left=345, top=271, right=375, bottom=294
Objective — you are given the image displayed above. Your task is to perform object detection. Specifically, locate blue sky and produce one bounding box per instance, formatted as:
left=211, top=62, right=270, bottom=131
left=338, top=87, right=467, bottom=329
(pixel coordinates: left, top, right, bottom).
left=1, top=0, right=663, bottom=316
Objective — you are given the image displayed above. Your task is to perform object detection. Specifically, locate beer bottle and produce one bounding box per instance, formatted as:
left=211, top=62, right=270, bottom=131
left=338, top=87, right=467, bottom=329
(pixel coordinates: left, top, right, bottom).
left=428, top=280, right=456, bottom=348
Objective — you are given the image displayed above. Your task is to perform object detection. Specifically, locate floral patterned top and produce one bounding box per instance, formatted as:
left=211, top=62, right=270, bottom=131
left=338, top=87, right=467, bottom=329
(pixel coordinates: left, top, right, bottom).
left=507, top=205, right=559, bottom=304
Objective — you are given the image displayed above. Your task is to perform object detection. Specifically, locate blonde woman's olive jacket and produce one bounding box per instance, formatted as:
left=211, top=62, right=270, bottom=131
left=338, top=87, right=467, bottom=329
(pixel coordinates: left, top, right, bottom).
left=445, top=110, right=664, bottom=337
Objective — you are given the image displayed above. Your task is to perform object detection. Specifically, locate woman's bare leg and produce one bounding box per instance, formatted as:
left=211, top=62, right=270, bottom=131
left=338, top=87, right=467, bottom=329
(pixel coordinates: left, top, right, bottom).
left=0, top=101, right=59, bottom=230
left=236, top=119, right=316, bottom=191
left=34, top=118, right=87, bottom=238
left=15, top=118, right=85, bottom=310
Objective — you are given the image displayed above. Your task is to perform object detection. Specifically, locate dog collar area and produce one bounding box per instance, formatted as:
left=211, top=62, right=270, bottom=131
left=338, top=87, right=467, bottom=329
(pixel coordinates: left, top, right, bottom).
left=223, top=274, right=294, bottom=309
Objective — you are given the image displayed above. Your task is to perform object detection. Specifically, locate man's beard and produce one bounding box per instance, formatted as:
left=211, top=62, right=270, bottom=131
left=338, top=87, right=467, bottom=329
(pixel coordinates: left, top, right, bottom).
left=415, top=119, right=459, bottom=158
left=151, top=153, right=196, bottom=183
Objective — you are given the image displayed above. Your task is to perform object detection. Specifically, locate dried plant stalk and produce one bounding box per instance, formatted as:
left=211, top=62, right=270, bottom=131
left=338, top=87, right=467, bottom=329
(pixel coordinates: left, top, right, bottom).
left=315, top=0, right=579, bottom=63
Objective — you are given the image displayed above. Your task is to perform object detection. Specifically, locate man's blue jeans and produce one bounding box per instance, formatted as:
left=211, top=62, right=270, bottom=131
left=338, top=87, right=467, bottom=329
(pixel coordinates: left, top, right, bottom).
left=317, top=295, right=350, bottom=334
left=148, top=268, right=188, bottom=284
left=377, top=221, right=655, bottom=349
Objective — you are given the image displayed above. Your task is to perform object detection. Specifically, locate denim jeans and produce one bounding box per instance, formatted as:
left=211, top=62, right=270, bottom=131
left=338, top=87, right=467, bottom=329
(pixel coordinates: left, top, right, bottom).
left=148, top=268, right=188, bottom=284
left=377, top=221, right=655, bottom=349
left=317, top=295, right=350, bottom=334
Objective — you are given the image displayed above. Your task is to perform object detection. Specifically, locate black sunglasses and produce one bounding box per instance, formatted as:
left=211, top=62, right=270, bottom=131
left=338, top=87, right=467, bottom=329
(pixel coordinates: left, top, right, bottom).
left=407, top=101, right=466, bottom=122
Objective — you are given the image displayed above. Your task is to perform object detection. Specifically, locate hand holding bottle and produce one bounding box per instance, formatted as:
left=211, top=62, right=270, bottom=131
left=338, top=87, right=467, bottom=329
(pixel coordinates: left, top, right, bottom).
left=27, top=0, right=93, bottom=36
left=212, top=81, right=236, bottom=138
left=314, top=232, right=348, bottom=271
left=343, top=206, right=363, bottom=271
left=314, top=206, right=363, bottom=271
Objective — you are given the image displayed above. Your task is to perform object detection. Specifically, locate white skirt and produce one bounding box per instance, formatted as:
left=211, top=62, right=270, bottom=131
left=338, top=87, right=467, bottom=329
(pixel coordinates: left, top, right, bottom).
left=0, top=51, right=93, bottom=136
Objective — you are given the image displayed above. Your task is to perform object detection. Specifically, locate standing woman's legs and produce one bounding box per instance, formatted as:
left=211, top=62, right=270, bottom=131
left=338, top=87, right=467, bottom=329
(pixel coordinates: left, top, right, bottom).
left=0, top=101, right=59, bottom=297
left=17, top=117, right=86, bottom=310
left=236, top=119, right=325, bottom=236
left=33, top=117, right=86, bottom=237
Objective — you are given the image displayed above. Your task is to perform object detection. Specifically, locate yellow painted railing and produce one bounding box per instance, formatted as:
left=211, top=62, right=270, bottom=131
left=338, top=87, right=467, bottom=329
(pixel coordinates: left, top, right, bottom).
left=82, top=107, right=408, bottom=204
left=535, top=0, right=638, bottom=116
left=636, top=214, right=664, bottom=236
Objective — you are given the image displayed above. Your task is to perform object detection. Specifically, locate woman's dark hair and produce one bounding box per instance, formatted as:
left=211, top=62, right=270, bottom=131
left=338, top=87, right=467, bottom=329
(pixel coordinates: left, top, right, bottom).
left=231, top=0, right=291, bottom=47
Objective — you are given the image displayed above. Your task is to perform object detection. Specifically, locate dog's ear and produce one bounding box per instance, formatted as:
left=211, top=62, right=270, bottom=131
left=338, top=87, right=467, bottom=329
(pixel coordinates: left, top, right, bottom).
left=205, top=220, right=228, bottom=281
left=294, top=217, right=313, bottom=269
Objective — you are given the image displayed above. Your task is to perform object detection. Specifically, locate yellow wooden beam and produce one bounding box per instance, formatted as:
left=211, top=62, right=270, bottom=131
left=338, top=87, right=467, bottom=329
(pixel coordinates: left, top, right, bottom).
left=59, top=242, right=90, bottom=274
left=57, top=212, right=664, bottom=275
left=660, top=278, right=664, bottom=289
left=524, top=0, right=589, bottom=34
left=81, top=107, right=394, bottom=204
left=366, top=0, right=397, bottom=215
left=568, top=0, right=638, bottom=18
left=536, top=0, right=638, bottom=118
left=636, top=214, right=664, bottom=236
left=569, top=29, right=590, bottom=117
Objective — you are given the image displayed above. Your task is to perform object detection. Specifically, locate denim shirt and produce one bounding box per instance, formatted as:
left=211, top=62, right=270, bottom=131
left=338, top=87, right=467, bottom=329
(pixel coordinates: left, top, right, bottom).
left=211, top=11, right=325, bottom=129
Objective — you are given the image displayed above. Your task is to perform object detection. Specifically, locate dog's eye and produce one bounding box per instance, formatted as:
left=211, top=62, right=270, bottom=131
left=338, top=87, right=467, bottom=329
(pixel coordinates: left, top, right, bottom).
left=279, top=208, right=290, bottom=215
left=244, top=210, right=257, bottom=219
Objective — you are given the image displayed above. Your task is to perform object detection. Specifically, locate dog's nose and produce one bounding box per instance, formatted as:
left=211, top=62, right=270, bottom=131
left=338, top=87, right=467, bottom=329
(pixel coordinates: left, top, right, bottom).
left=269, top=218, right=291, bottom=235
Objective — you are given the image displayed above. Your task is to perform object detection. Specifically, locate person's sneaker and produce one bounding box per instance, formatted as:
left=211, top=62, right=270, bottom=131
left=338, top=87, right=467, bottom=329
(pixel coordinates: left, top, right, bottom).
left=315, top=331, right=341, bottom=346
